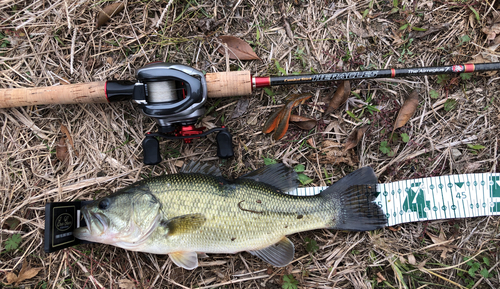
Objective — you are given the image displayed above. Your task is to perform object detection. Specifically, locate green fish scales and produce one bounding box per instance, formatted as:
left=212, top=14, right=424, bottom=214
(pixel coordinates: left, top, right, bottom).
left=145, top=173, right=331, bottom=254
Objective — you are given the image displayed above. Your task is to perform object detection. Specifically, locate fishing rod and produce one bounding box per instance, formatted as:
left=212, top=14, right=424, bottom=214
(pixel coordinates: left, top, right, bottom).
left=1, top=62, right=499, bottom=164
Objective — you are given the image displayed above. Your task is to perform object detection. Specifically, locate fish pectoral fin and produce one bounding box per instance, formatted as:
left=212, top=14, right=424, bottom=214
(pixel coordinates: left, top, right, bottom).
left=169, top=251, right=198, bottom=270
left=163, top=213, right=206, bottom=236
left=248, top=237, right=295, bottom=267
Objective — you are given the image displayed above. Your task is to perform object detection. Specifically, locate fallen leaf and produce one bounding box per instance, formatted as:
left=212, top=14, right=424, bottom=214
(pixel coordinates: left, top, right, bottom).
left=230, top=97, right=250, bottom=119
left=426, top=228, right=456, bottom=259
left=60, top=124, right=78, bottom=156
left=289, top=115, right=317, bottom=130
left=388, top=226, right=400, bottom=232
left=272, top=94, right=312, bottom=140
left=2, top=217, right=20, bottom=230
left=56, top=137, right=69, bottom=164
left=393, top=90, right=419, bottom=132
left=376, top=272, right=386, bottom=283
left=262, top=94, right=312, bottom=140
left=482, top=23, right=500, bottom=40
left=118, top=279, right=137, bottom=289
left=97, top=2, right=125, bottom=28
left=344, top=125, right=369, bottom=151
left=306, top=138, right=316, bottom=148
left=308, top=140, right=358, bottom=166
left=262, top=108, right=283, bottom=134
left=218, top=36, right=261, bottom=60
left=3, top=263, right=41, bottom=286
left=325, top=81, right=350, bottom=114
left=273, top=105, right=293, bottom=140
left=408, top=254, right=417, bottom=265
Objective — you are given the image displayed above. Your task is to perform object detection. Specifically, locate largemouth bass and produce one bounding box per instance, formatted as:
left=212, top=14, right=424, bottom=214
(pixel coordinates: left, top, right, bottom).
left=74, top=163, right=386, bottom=270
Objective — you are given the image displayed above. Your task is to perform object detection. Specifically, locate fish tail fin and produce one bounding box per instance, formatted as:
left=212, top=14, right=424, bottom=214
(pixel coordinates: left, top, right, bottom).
left=320, top=167, right=386, bottom=231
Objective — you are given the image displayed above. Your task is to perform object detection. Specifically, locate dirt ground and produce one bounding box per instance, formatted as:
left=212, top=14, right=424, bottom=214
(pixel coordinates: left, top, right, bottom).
left=1, top=0, right=500, bottom=288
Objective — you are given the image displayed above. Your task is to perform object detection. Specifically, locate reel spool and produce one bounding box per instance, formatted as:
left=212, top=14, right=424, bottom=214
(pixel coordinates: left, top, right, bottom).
left=105, top=62, right=233, bottom=165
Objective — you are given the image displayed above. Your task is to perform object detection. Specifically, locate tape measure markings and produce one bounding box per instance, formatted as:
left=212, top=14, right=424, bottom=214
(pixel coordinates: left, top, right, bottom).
left=291, top=172, right=500, bottom=226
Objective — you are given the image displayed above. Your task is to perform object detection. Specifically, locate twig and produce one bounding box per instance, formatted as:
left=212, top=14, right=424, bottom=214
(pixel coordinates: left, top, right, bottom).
left=156, top=0, right=174, bottom=28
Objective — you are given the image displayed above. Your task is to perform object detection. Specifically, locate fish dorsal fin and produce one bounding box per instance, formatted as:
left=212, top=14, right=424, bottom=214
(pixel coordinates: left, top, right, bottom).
left=163, top=214, right=206, bottom=236
left=321, top=166, right=377, bottom=195
left=239, top=163, right=298, bottom=193
left=169, top=251, right=198, bottom=270
left=181, top=161, right=222, bottom=176
left=248, top=237, right=295, bottom=267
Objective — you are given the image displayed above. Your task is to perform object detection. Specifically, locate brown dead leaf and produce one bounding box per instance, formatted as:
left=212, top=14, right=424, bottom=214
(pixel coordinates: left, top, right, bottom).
left=60, top=124, right=77, bottom=156
left=306, top=138, right=316, bottom=148
left=263, top=94, right=312, bottom=140
left=344, top=125, right=369, bottom=151
left=388, top=226, right=400, bottom=232
left=325, top=81, right=350, bottom=114
left=218, top=36, right=261, bottom=60
left=2, top=217, right=20, bottom=230
left=262, top=108, right=283, bottom=134
left=3, top=263, right=41, bottom=286
left=97, top=2, right=125, bottom=28
left=408, top=254, right=417, bottom=265
left=426, top=229, right=456, bottom=259
left=308, top=140, right=358, bottom=166
left=230, top=97, right=250, bottom=119
left=56, top=137, right=69, bottom=164
left=482, top=23, right=500, bottom=40
left=376, top=272, right=386, bottom=283
left=273, top=94, right=312, bottom=140
left=118, top=279, right=137, bottom=289
left=393, top=90, right=419, bottom=132
left=290, top=115, right=317, bottom=130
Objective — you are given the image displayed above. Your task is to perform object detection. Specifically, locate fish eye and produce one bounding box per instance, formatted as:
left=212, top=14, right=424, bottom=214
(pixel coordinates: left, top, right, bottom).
left=98, top=198, right=110, bottom=210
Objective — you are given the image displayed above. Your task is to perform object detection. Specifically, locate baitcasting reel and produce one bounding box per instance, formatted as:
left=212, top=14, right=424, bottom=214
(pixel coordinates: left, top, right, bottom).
left=104, top=62, right=233, bottom=165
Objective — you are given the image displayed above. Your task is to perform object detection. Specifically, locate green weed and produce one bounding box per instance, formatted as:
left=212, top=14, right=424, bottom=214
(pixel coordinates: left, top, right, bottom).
left=3, top=233, right=22, bottom=252
left=304, top=237, right=319, bottom=253
left=282, top=274, right=298, bottom=289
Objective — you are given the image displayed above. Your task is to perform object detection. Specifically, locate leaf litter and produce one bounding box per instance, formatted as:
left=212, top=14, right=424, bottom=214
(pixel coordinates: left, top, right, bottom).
left=3, top=262, right=41, bottom=286
left=218, top=36, right=261, bottom=61
left=96, top=2, right=125, bottom=28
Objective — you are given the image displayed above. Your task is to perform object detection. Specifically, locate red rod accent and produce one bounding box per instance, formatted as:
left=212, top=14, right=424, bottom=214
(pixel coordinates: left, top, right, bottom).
left=464, top=63, right=475, bottom=73
left=391, top=69, right=396, bottom=78
left=104, top=81, right=110, bottom=102
left=253, top=77, right=271, bottom=89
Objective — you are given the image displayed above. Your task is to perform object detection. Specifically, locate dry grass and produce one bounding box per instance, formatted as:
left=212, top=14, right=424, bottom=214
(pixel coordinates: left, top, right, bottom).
left=1, top=0, right=500, bottom=288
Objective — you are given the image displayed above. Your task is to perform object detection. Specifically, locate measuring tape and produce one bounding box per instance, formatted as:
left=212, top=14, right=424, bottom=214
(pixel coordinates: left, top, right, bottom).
left=293, top=173, right=500, bottom=226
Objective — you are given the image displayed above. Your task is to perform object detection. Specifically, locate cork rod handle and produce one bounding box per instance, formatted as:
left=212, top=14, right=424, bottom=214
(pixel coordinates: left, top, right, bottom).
left=0, top=71, right=254, bottom=109
left=0, top=82, right=108, bottom=109
left=205, top=71, right=253, bottom=98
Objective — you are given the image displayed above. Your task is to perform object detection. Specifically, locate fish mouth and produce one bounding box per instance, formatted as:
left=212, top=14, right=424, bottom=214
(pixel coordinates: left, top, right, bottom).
left=73, top=207, right=108, bottom=240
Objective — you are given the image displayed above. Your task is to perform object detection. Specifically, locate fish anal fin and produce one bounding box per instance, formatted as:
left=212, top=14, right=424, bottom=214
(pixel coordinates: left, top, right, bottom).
left=163, top=213, right=206, bottom=236
left=248, top=237, right=295, bottom=267
left=169, top=251, right=198, bottom=270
